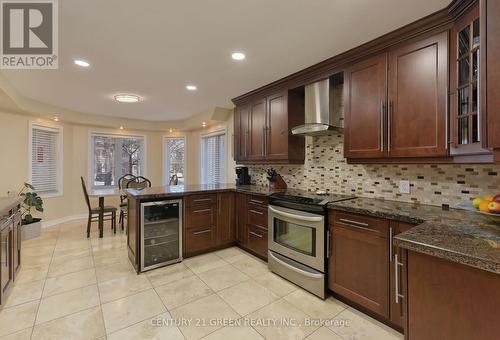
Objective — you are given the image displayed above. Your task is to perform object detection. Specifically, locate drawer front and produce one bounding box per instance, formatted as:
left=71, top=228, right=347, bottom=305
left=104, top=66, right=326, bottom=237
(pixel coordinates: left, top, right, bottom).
left=246, top=195, right=268, bottom=206
left=248, top=203, right=268, bottom=229
left=185, top=205, right=216, bottom=229
left=184, top=225, right=214, bottom=255
left=247, top=225, right=268, bottom=259
left=185, top=194, right=217, bottom=208
left=329, top=210, right=388, bottom=237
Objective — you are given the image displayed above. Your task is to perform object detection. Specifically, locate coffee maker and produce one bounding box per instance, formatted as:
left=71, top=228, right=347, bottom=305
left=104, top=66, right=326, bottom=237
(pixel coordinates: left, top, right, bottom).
left=235, top=167, right=251, bottom=186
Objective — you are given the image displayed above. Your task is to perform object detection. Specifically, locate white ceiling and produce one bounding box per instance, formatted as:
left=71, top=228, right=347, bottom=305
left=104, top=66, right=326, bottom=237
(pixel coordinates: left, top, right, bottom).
left=1, top=0, right=451, bottom=121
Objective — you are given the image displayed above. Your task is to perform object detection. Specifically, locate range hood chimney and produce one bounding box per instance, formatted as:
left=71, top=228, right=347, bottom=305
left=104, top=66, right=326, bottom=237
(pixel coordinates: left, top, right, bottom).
left=291, top=75, right=344, bottom=136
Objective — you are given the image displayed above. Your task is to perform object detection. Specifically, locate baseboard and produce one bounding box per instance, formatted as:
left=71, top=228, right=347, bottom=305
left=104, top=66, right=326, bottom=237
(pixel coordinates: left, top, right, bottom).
left=41, top=214, right=87, bottom=228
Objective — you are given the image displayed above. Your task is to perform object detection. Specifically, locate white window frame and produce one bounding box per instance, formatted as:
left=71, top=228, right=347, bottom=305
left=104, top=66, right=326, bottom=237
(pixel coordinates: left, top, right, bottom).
left=163, top=135, right=187, bottom=186
left=28, top=121, right=64, bottom=198
left=200, top=129, right=227, bottom=185
left=88, top=130, right=147, bottom=189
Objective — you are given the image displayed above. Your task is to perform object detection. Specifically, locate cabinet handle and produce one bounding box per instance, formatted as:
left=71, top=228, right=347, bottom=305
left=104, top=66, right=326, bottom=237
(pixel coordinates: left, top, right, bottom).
left=262, top=126, right=266, bottom=156
left=445, top=87, right=449, bottom=150
left=395, top=253, right=404, bottom=304
left=388, top=101, right=392, bottom=152
left=389, top=227, right=393, bottom=263
left=249, top=231, right=263, bottom=238
left=337, top=219, right=376, bottom=233
left=250, top=209, right=263, bottom=215
left=218, top=196, right=221, bottom=215
left=193, top=208, right=211, bottom=214
left=380, top=101, right=385, bottom=152
left=193, top=198, right=212, bottom=203
left=249, top=199, right=264, bottom=205
left=326, top=229, right=331, bottom=258
left=338, top=218, right=369, bottom=227
left=193, top=229, right=211, bottom=235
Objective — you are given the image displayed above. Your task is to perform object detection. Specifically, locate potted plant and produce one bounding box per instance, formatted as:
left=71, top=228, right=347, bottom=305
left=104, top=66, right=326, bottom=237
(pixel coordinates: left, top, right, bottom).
left=19, top=182, right=43, bottom=240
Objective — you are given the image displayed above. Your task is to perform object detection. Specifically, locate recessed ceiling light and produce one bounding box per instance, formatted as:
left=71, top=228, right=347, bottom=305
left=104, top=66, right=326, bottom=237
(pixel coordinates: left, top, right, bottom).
left=119, top=126, right=124, bottom=130
left=169, top=128, right=173, bottom=133
left=231, top=52, right=246, bottom=61
left=202, top=121, right=207, bottom=128
left=114, top=94, right=141, bottom=103
left=74, top=59, right=90, bottom=67
left=186, top=85, right=197, bottom=91
left=53, top=116, right=59, bottom=122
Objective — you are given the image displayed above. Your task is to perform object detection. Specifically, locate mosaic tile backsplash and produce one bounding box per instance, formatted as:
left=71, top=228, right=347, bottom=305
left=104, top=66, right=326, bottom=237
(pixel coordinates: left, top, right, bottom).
left=247, top=134, right=500, bottom=208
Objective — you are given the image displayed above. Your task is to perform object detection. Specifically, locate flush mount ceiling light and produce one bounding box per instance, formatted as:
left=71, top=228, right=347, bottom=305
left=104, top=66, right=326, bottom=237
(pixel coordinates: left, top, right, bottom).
left=202, top=121, right=207, bottom=128
left=186, top=85, right=197, bottom=91
left=114, top=94, right=141, bottom=103
left=231, top=52, right=246, bottom=60
left=74, top=59, right=90, bottom=67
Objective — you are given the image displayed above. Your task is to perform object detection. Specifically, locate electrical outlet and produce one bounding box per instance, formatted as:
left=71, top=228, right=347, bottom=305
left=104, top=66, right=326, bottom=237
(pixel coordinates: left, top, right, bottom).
left=399, top=180, right=410, bottom=194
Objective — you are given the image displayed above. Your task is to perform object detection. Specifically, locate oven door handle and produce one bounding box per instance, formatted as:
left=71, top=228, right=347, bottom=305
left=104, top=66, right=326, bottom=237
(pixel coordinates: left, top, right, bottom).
left=268, top=206, right=323, bottom=222
left=269, top=251, right=324, bottom=279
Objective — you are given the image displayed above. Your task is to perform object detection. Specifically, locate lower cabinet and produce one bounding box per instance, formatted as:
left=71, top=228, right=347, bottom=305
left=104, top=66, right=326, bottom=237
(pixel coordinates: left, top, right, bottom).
left=0, top=223, right=13, bottom=301
left=247, top=225, right=268, bottom=259
left=12, top=211, right=21, bottom=276
left=240, top=195, right=268, bottom=260
left=328, top=210, right=413, bottom=332
left=0, top=203, right=21, bottom=306
left=328, top=211, right=390, bottom=318
left=183, top=192, right=236, bottom=257
left=406, top=251, right=500, bottom=340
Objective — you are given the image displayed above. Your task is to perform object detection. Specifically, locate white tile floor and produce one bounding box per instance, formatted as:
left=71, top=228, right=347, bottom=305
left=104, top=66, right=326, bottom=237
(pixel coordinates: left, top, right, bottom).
left=0, top=219, right=404, bottom=340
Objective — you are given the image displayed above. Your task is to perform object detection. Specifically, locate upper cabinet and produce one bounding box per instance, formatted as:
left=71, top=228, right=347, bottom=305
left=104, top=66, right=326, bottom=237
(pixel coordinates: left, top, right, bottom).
left=345, top=31, right=448, bottom=161
left=233, top=89, right=305, bottom=164
left=449, top=1, right=500, bottom=161
left=232, top=0, right=500, bottom=164
left=344, top=54, right=387, bottom=159
left=388, top=31, right=449, bottom=158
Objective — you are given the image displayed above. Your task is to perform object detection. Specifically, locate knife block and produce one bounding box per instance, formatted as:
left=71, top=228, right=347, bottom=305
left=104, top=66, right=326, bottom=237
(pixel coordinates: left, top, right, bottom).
left=269, top=174, right=287, bottom=190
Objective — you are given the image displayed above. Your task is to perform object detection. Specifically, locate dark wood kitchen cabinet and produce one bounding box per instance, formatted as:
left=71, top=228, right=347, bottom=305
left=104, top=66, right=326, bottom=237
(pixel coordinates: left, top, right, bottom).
left=344, top=53, right=387, bottom=159
left=235, top=194, right=269, bottom=260
left=233, top=89, right=304, bottom=164
left=389, top=221, right=413, bottom=330
left=0, top=222, right=13, bottom=303
left=388, top=31, right=448, bottom=158
left=216, top=192, right=236, bottom=246
left=345, top=31, right=449, bottom=162
left=248, top=98, right=267, bottom=161
left=12, top=210, right=21, bottom=276
left=405, top=250, right=500, bottom=340
left=184, top=192, right=236, bottom=257
left=328, top=211, right=390, bottom=318
left=449, top=1, right=500, bottom=162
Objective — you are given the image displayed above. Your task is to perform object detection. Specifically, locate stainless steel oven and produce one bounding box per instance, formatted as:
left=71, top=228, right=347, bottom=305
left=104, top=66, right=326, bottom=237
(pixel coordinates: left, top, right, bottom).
left=268, top=204, right=326, bottom=298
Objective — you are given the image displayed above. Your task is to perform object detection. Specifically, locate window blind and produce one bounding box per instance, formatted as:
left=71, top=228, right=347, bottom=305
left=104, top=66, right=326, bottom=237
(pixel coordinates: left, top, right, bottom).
left=165, top=138, right=185, bottom=184
left=201, top=133, right=226, bottom=184
left=31, top=126, right=61, bottom=194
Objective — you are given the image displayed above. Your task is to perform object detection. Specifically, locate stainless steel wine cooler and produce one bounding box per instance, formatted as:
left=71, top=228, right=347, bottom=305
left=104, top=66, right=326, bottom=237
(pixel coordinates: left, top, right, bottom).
left=140, top=199, right=182, bottom=271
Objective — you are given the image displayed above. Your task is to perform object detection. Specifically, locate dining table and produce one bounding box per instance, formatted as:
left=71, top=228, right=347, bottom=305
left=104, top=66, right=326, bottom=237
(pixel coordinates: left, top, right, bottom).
left=88, top=188, right=127, bottom=238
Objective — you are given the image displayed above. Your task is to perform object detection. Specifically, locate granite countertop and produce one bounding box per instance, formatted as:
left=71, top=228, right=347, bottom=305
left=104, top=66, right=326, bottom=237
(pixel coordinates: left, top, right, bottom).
left=126, top=184, right=280, bottom=199
left=328, top=198, right=500, bottom=274
left=0, top=196, right=22, bottom=216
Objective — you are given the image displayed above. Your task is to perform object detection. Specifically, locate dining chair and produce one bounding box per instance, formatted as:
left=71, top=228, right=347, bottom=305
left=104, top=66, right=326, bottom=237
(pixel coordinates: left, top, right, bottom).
left=169, top=174, right=179, bottom=185
left=118, top=174, right=136, bottom=231
left=80, top=177, right=117, bottom=238
left=127, top=176, right=152, bottom=189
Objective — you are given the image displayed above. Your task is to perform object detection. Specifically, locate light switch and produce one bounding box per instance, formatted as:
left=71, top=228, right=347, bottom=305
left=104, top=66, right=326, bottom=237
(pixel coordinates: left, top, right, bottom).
left=399, top=180, right=410, bottom=194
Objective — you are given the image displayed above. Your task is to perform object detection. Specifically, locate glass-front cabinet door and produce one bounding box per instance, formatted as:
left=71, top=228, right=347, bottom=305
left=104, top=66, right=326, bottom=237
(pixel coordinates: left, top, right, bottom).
left=450, top=4, right=489, bottom=157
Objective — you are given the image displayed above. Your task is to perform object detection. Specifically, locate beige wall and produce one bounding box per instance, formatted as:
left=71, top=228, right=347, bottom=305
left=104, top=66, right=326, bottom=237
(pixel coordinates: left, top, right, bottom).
left=0, top=110, right=236, bottom=222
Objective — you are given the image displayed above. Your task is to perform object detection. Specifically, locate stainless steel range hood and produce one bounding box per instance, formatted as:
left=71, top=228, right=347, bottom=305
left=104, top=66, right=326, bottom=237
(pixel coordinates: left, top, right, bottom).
left=291, top=76, right=344, bottom=136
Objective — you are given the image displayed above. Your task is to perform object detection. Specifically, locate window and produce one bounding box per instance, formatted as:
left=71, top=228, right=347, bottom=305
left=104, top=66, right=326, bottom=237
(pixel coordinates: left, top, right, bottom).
left=164, top=137, right=186, bottom=185
left=90, top=133, right=145, bottom=188
left=201, top=131, right=226, bottom=184
left=29, top=122, right=63, bottom=196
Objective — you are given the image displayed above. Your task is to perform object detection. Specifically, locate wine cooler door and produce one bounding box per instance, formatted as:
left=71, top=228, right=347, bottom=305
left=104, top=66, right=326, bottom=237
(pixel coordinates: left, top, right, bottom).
left=141, top=199, right=182, bottom=271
